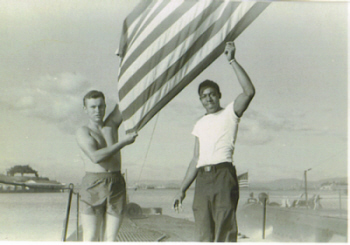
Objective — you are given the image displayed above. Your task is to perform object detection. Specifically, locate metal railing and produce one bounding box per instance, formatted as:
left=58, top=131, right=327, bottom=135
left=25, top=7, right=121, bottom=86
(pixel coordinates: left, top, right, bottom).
left=61, top=183, right=80, bottom=242
left=262, top=198, right=267, bottom=239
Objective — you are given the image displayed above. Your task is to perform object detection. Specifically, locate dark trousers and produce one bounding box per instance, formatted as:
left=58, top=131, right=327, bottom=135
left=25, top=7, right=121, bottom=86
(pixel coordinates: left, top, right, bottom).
left=192, top=162, right=239, bottom=242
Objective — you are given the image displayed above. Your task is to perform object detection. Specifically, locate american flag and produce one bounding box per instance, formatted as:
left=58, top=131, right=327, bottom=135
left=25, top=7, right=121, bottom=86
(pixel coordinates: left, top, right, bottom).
left=238, top=172, right=249, bottom=188
left=117, top=0, right=269, bottom=134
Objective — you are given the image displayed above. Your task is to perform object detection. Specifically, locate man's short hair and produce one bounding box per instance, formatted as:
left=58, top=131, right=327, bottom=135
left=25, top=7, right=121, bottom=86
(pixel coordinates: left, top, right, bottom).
left=198, top=80, right=221, bottom=98
left=83, top=90, right=105, bottom=106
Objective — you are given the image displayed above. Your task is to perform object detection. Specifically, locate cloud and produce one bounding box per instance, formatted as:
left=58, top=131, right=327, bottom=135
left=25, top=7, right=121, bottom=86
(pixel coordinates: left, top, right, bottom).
left=34, top=72, right=90, bottom=94
left=238, top=109, right=325, bottom=145
left=1, top=72, right=93, bottom=134
left=236, top=110, right=286, bottom=145
left=14, top=95, right=35, bottom=109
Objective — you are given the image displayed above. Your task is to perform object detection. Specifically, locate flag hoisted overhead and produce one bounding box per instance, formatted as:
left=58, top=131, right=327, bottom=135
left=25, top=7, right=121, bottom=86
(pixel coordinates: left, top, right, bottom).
left=117, top=0, right=269, bottom=134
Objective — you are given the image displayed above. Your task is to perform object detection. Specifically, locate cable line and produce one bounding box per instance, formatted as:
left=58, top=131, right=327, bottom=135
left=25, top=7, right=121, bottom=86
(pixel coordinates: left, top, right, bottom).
left=133, top=113, right=160, bottom=193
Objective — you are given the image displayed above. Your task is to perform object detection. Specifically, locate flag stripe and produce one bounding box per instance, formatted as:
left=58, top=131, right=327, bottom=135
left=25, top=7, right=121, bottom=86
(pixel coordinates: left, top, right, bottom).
left=123, top=0, right=175, bottom=58
left=118, top=1, right=224, bottom=93
left=238, top=172, right=248, bottom=179
left=238, top=172, right=249, bottom=188
left=119, top=1, right=243, bottom=103
left=118, top=0, right=222, bottom=80
left=228, top=2, right=270, bottom=39
left=119, top=0, right=191, bottom=75
left=117, top=0, right=154, bottom=58
left=120, top=0, right=185, bottom=69
left=118, top=0, right=269, bottom=133
left=120, top=2, right=255, bottom=121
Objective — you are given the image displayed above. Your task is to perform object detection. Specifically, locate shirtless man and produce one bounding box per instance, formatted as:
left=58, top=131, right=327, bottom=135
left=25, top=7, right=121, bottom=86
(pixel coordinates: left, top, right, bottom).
left=76, top=90, right=137, bottom=241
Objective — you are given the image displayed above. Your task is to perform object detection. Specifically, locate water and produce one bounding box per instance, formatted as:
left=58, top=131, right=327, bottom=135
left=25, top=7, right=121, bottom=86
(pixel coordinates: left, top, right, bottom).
left=0, top=193, right=72, bottom=241
left=0, top=189, right=347, bottom=241
left=127, top=188, right=348, bottom=221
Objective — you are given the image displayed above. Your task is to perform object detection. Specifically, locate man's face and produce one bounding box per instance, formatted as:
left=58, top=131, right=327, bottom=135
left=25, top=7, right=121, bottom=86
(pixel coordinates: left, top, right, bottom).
left=84, top=97, right=106, bottom=123
left=199, top=87, right=221, bottom=114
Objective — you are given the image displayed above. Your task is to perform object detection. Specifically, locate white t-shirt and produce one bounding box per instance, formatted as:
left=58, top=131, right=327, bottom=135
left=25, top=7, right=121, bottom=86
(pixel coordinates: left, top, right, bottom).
left=192, top=102, right=240, bottom=168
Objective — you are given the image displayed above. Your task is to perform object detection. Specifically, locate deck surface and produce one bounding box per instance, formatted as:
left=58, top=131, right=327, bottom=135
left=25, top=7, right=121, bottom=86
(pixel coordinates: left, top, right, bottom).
left=116, top=217, right=167, bottom=242
left=66, top=215, right=191, bottom=242
left=67, top=207, right=348, bottom=242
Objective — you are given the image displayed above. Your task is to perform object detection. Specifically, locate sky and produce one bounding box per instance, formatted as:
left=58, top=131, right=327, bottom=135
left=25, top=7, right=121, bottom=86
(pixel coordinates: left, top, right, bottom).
left=0, top=0, right=348, bottom=186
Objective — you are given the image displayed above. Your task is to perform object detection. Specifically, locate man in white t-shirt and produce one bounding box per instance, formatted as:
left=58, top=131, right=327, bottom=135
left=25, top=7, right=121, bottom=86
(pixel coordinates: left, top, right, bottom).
left=173, top=42, right=255, bottom=242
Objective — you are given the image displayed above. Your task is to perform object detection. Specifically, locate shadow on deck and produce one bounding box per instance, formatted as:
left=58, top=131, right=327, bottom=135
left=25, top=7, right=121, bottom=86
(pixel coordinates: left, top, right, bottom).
left=67, top=216, right=168, bottom=242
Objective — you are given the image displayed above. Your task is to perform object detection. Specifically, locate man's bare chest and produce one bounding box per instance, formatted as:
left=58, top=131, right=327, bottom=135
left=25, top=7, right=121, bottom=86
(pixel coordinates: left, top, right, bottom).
left=89, top=126, right=118, bottom=147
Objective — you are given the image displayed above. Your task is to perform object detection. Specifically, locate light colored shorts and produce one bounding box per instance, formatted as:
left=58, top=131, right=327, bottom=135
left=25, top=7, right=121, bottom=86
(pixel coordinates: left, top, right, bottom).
left=79, top=171, right=126, bottom=217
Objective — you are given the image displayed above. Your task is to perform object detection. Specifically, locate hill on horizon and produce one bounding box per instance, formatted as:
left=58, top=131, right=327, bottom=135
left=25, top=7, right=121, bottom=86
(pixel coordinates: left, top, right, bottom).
left=129, top=176, right=347, bottom=190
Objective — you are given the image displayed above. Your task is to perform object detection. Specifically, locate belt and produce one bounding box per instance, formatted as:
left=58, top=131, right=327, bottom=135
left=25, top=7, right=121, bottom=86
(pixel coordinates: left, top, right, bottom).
left=85, top=171, right=121, bottom=175
left=199, top=162, right=233, bottom=173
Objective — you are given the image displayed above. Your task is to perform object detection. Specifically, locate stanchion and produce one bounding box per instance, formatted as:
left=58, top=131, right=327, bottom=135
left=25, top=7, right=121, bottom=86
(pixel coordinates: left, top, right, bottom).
left=76, top=192, right=80, bottom=241
left=338, top=189, right=342, bottom=210
left=62, top=183, right=74, bottom=242
left=262, top=197, right=267, bottom=239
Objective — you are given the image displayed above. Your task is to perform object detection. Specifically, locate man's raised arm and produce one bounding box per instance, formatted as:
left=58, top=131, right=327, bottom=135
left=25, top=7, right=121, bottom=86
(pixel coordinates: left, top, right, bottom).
left=105, top=103, right=123, bottom=128
left=224, top=42, right=255, bottom=118
left=76, top=127, right=137, bottom=164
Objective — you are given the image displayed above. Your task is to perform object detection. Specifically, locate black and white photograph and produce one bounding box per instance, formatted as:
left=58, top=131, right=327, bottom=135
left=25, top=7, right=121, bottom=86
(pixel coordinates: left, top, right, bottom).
left=0, top=0, right=348, bottom=242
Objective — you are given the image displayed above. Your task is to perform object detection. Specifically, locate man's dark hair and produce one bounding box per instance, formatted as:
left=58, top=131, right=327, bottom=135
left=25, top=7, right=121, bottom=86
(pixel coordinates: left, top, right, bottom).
left=83, top=90, right=105, bottom=106
left=198, top=80, right=221, bottom=98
